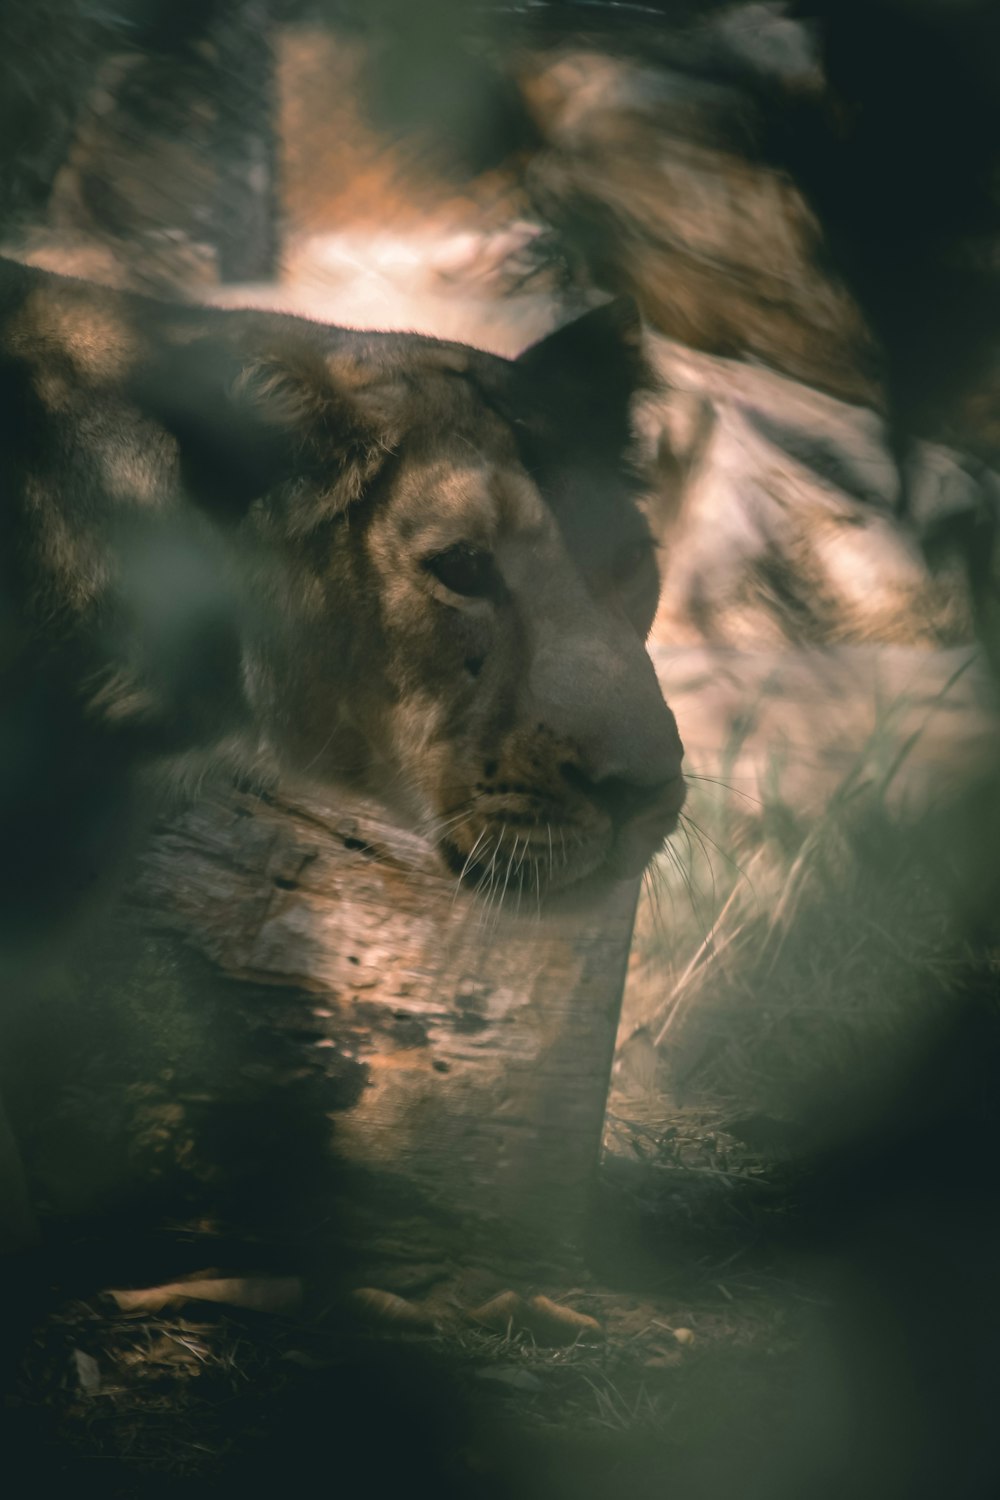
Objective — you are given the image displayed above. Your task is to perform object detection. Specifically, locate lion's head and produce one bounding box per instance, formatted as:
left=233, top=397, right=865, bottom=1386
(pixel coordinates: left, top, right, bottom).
left=146, top=297, right=685, bottom=898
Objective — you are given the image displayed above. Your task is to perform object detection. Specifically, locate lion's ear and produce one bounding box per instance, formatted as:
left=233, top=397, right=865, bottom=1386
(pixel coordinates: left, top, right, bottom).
left=133, top=338, right=399, bottom=525
left=514, top=297, right=651, bottom=463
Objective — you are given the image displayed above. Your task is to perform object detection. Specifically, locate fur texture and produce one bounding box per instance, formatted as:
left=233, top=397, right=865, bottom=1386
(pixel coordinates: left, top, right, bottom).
left=0, top=256, right=685, bottom=960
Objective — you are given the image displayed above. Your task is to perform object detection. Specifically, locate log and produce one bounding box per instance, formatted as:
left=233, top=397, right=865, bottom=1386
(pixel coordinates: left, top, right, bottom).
left=129, top=786, right=639, bottom=1277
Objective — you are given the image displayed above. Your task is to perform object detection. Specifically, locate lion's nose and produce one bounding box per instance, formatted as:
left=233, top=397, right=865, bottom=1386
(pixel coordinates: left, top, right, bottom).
left=602, top=770, right=686, bottom=825
left=578, top=704, right=685, bottom=819
left=561, top=760, right=686, bottom=826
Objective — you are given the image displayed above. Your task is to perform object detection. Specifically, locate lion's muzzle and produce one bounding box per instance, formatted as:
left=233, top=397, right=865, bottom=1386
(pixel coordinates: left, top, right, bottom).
left=562, top=739, right=687, bottom=881
left=604, top=767, right=687, bottom=879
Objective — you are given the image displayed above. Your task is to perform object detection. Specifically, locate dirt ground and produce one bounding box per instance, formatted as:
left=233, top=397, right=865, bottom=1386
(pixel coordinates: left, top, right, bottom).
left=5, top=837, right=999, bottom=1500
left=0, top=890, right=805, bottom=1495
left=4, top=1056, right=813, bottom=1498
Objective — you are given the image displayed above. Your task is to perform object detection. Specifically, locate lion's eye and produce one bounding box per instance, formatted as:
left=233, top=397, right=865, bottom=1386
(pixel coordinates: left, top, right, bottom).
left=424, top=544, right=498, bottom=599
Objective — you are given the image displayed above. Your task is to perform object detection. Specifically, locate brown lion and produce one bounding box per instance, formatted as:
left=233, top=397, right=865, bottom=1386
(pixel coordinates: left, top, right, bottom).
left=0, top=255, right=684, bottom=954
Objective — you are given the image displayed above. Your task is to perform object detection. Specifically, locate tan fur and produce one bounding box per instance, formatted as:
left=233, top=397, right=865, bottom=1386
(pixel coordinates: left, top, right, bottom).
left=10, top=285, right=139, bottom=379
left=1, top=258, right=684, bottom=900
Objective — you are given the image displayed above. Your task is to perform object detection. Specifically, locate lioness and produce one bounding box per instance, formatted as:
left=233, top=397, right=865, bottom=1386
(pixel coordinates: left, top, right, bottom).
left=0, top=255, right=684, bottom=945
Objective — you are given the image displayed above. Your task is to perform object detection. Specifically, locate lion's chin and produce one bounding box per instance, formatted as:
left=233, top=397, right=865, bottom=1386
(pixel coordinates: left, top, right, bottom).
left=437, top=832, right=609, bottom=904
left=437, top=799, right=683, bottom=904
left=605, top=810, right=682, bottom=880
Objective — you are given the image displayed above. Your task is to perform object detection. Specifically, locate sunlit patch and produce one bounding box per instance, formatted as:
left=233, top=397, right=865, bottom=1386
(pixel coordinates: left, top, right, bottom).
left=13, top=289, right=138, bottom=382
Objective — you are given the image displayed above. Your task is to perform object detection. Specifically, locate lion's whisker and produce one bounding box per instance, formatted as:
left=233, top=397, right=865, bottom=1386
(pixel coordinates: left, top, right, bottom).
left=477, top=830, right=505, bottom=936
left=452, top=826, right=488, bottom=908
left=498, top=835, right=519, bottom=919
left=684, top=772, right=762, bottom=808
left=680, top=811, right=757, bottom=896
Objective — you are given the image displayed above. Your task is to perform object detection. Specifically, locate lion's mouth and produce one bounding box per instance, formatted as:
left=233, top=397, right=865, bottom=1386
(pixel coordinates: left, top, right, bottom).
left=438, top=779, right=685, bottom=901
left=438, top=826, right=605, bottom=900
left=606, top=775, right=687, bottom=879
